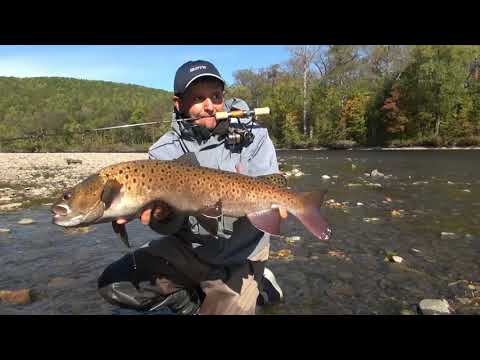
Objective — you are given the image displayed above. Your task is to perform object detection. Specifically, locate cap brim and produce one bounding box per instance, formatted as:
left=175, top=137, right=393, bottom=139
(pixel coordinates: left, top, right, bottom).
left=184, top=73, right=225, bottom=92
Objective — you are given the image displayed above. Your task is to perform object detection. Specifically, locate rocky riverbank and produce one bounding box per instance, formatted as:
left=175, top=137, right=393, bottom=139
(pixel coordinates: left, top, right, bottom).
left=0, top=153, right=148, bottom=211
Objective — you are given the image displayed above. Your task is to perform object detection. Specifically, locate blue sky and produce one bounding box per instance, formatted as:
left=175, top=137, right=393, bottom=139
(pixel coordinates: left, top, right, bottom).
left=0, top=45, right=292, bottom=91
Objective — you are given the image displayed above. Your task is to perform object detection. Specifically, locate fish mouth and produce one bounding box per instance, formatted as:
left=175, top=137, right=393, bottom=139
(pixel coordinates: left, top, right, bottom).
left=52, top=213, right=86, bottom=227
left=51, top=203, right=104, bottom=227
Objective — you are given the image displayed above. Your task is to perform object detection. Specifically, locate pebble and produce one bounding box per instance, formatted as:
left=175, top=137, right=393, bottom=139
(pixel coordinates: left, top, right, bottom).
left=291, top=168, right=304, bottom=176
left=285, top=236, right=302, bottom=242
left=418, top=299, right=452, bottom=315
left=363, top=217, right=380, bottom=223
left=18, top=218, right=35, bottom=225
left=356, top=202, right=364, bottom=206
left=0, top=289, right=32, bottom=305
left=391, top=256, right=404, bottom=263
left=347, top=183, right=362, bottom=187
left=322, top=175, right=331, bottom=180
left=462, top=189, right=471, bottom=193
left=0, top=228, right=11, bottom=233
left=412, top=181, right=429, bottom=185
left=366, top=183, right=382, bottom=187
left=47, top=277, right=75, bottom=288
left=441, top=232, right=458, bottom=239
left=371, top=169, right=384, bottom=177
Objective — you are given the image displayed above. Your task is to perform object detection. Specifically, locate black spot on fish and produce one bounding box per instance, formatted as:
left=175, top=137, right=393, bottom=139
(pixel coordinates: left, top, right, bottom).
left=126, top=175, right=129, bottom=180
left=119, top=170, right=123, bottom=174
left=133, top=179, right=136, bottom=183
left=128, top=186, right=131, bottom=191
left=142, top=174, right=145, bottom=178
left=149, top=178, right=152, bottom=183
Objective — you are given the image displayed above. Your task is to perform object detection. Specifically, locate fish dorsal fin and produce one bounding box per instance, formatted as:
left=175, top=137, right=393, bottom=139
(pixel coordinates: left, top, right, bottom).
left=247, top=209, right=282, bottom=236
left=112, top=221, right=130, bottom=248
left=174, top=152, right=200, bottom=167
left=257, top=173, right=288, bottom=188
left=101, top=179, right=123, bottom=210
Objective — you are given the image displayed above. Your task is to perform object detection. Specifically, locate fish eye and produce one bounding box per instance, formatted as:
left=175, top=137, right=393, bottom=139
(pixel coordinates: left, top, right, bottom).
left=63, top=192, right=72, bottom=201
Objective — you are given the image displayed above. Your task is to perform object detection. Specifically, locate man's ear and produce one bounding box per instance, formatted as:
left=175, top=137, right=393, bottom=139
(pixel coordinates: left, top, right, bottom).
left=173, top=96, right=181, bottom=112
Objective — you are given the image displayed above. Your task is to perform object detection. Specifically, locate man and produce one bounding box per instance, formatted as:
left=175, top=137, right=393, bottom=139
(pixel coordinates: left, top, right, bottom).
left=98, top=60, right=283, bottom=315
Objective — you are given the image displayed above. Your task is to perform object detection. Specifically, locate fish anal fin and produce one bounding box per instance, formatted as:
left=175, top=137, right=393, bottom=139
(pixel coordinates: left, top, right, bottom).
left=247, top=209, right=282, bottom=236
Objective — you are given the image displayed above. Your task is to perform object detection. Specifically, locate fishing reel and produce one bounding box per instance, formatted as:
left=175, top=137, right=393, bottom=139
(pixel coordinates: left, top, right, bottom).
left=177, top=107, right=270, bottom=147
left=226, top=124, right=255, bottom=147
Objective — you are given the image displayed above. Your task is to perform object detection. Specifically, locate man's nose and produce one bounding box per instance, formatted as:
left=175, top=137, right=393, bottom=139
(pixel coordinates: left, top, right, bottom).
left=203, top=98, right=214, bottom=112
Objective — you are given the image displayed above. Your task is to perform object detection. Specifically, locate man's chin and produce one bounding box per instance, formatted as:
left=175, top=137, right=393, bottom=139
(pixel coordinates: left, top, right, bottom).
left=195, top=117, right=217, bottom=129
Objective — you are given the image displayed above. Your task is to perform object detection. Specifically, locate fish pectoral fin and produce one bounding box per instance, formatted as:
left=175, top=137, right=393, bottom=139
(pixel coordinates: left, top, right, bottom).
left=196, top=215, right=219, bottom=235
left=257, top=173, right=288, bottom=188
left=102, top=179, right=123, bottom=210
left=112, top=221, right=130, bottom=248
left=247, top=209, right=282, bottom=236
left=199, top=201, right=223, bottom=219
left=173, top=153, right=200, bottom=167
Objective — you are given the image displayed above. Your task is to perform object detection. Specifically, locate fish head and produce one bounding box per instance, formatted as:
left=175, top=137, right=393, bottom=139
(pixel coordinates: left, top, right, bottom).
left=51, top=174, right=122, bottom=227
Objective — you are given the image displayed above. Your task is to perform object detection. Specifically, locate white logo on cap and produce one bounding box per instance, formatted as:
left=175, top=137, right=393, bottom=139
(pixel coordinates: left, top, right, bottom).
left=190, top=65, right=207, bottom=72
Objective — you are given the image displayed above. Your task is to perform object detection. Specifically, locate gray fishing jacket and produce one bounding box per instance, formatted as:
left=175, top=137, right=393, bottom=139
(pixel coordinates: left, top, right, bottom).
left=147, top=111, right=279, bottom=266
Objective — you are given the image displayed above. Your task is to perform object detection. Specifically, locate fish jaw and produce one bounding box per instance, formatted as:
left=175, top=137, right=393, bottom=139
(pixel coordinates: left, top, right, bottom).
left=51, top=201, right=106, bottom=227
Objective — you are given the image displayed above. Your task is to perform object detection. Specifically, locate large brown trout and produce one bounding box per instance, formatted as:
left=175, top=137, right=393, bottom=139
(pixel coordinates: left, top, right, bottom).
left=51, top=157, right=331, bottom=247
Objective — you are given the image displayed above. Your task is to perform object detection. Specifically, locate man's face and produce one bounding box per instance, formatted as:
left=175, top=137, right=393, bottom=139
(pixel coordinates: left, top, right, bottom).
left=174, top=79, right=225, bottom=129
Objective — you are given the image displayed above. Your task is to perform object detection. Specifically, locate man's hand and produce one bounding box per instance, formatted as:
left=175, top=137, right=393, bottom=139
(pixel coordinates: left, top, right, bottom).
left=116, top=201, right=173, bottom=226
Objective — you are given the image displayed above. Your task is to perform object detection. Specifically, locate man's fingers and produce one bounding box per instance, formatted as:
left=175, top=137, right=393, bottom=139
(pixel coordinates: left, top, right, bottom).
left=279, top=207, right=288, bottom=219
left=140, top=208, right=153, bottom=225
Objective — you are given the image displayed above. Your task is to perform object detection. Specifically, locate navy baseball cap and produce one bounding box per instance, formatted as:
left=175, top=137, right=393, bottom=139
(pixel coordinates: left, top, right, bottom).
left=174, top=60, right=225, bottom=96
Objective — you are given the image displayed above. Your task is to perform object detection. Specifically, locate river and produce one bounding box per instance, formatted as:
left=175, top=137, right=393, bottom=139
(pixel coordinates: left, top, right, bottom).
left=1, top=150, right=479, bottom=314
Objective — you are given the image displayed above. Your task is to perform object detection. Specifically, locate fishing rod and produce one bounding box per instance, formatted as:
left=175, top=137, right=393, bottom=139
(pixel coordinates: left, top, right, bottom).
left=0, top=107, right=271, bottom=143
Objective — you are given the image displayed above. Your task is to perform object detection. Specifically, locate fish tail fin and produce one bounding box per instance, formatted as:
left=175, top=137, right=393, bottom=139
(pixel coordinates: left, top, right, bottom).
left=293, top=190, right=332, bottom=241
